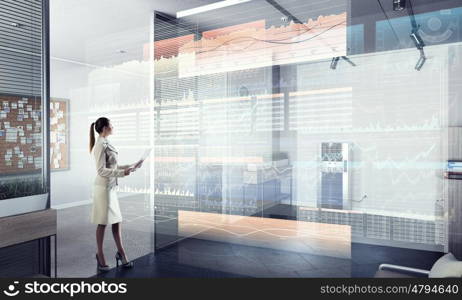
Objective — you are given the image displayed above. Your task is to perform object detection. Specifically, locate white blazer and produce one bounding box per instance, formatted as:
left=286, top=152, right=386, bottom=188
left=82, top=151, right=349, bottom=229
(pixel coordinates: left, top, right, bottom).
left=92, top=135, right=130, bottom=189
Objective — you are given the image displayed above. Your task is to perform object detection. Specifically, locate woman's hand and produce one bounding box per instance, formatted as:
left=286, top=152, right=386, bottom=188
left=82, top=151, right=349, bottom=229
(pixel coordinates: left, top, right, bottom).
left=124, top=167, right=135, bottom=176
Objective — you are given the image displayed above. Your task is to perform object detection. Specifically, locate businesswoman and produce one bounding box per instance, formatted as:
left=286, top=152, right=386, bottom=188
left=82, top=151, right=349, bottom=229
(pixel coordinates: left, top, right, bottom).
left=89, top=117, right=143, bottom=272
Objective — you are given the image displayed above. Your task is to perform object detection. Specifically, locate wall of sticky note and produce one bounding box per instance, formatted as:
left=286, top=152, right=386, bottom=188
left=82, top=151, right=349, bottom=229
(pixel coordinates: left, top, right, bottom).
left=0, top=95, right=43, bottom=174
left=50, top=98, right=69, bottom=171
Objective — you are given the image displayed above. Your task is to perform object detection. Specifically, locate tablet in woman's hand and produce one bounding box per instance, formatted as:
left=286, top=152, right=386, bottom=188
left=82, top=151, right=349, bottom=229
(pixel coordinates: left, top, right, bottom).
left=134, top=160, right=143, bottom=169
left=140, top=148, right=152, bottom=161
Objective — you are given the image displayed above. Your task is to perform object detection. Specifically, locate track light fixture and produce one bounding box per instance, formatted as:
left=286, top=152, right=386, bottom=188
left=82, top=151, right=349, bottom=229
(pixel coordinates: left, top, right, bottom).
left=406, top=0, right=427, bottom=70
left=393, top=0, right=406, bottom=11
left=280, top=15, right=292, bottom=23
left=330, top=56, right=356, bottom=70
left=378, top=0, right=427, bottom=70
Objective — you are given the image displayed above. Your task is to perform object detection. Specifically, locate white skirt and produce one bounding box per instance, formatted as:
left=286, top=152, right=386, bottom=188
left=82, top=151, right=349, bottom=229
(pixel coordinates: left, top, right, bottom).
left=90, top=184, right=123, bottom=225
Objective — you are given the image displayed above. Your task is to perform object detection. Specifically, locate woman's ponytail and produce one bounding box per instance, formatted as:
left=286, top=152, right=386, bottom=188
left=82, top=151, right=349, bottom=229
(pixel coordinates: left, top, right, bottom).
left=90, top=117, right=110, bottom=153
left=89, top=122, right=96, bottom=153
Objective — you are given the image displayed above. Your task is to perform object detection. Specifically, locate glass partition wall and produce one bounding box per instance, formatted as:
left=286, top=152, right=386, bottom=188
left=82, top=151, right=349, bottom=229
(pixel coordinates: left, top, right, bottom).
left=152, top=0, right=462, bottom=260
left=49, top=0, right=154, bottom=277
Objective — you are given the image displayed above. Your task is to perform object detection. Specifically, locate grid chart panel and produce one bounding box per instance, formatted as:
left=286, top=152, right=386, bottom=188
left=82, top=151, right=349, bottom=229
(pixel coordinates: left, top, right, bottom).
left=297, top=207, right=444, bottom=246
left=156, top=102, right=199, bottom=139
left=255, top=94, right=284, bottom=132
left=138, top=111, right=152, bottom=142
left=365, top=214, right=391, bottom=240
left=392, top=218, right=437, bottom=244
left=289, top=88, right=353, bottom=132
left=202, top=98, right=251, bottom=134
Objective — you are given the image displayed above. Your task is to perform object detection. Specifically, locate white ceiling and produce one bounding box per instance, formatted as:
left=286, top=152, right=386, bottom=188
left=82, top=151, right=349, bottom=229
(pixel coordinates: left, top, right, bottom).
left=50, top=0, right=219, bottom=66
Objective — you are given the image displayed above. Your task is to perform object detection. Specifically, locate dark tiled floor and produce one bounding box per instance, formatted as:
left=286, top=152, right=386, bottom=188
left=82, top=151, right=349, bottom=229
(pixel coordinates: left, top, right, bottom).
left=350, top=243, right=443, bottom=277
left=94, top=238, right=444, bottom=278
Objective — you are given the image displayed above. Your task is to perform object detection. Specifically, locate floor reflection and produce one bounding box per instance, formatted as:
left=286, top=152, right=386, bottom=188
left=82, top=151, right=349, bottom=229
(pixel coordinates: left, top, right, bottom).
left=178, top=210, right=351, bottom=259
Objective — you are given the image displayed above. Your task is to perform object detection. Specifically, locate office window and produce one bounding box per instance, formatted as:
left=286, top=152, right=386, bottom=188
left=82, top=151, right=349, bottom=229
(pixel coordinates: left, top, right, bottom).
left=0, top=0, right=48, bottom=204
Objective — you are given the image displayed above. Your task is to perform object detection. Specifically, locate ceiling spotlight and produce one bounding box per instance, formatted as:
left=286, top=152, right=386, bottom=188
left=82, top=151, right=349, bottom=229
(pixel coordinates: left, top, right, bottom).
left=415, top=50, right=426, bottom=71
left=330, top=57, right=340, bottom=70
left=393, top=0, right=406, bottom=11
left=117, top=50, right=127, bottom=54
left=10, top=22, right=22, bottom=28
left=330, top=56, right=356, bottom=70
left=341, top=56, right=356, bottom=67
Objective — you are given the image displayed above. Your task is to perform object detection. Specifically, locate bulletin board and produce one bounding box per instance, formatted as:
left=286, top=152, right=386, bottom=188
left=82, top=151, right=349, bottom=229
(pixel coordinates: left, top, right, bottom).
left=50, top=98, right=69, bottom=171
left=0, top=94, right=43, bottom=175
